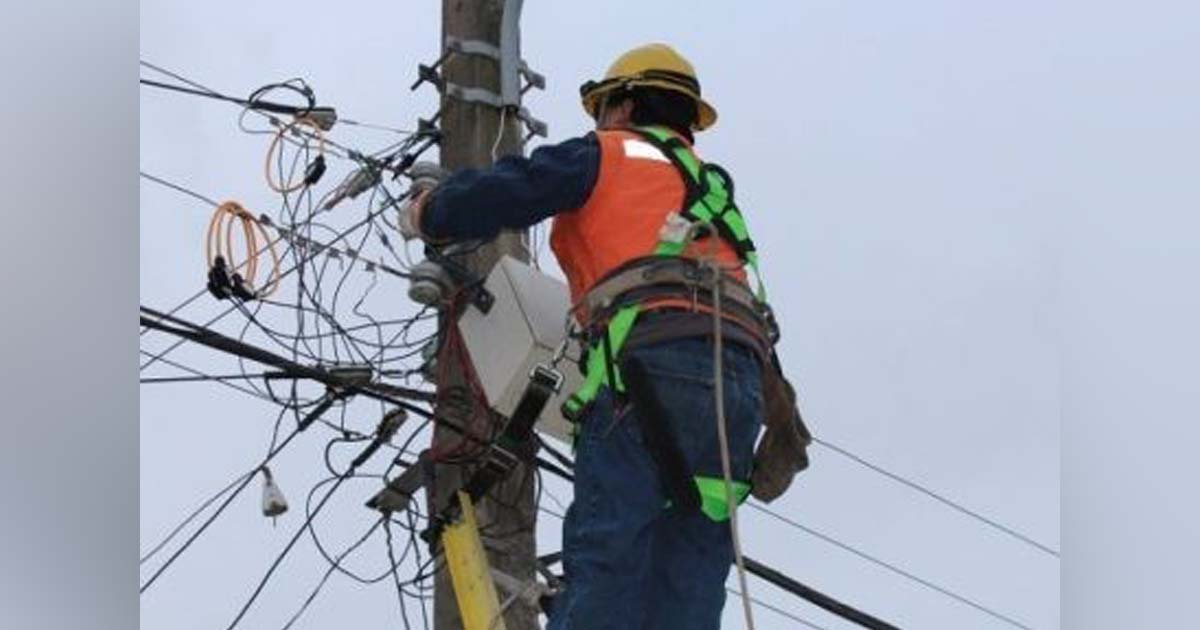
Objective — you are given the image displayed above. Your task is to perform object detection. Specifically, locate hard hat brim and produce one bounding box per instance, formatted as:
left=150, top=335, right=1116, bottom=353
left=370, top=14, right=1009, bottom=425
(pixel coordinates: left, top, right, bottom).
left=579, top=79, right=718, bottom=132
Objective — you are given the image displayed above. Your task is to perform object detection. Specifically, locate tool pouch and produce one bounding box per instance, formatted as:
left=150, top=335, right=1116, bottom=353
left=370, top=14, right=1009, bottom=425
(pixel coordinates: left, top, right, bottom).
left=751, top=352, right=813, bottom=502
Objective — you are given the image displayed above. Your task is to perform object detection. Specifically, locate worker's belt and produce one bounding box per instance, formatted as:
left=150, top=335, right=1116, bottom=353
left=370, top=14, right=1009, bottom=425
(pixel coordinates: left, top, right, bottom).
left=578, top=256, right=768, bottom=336
left=561, top=258, right=775, bottom=424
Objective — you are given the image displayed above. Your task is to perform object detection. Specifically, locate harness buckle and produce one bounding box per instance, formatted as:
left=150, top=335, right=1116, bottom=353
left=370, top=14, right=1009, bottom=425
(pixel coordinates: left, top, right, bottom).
left=529, top=363, right=564, bottom=394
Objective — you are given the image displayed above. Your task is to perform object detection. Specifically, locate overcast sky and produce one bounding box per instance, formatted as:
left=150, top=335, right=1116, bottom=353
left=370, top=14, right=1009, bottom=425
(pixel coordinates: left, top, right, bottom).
left=140, top=2, right=1062, bottom=628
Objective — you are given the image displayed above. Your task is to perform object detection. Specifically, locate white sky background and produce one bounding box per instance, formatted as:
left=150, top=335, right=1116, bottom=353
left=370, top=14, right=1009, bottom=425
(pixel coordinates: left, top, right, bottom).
left=140, top=2, right=1062, bottom=628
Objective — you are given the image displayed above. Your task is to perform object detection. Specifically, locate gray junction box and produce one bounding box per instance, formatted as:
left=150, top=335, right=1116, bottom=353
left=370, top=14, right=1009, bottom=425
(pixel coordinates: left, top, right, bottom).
left=457, top=256, right=583, bottom=447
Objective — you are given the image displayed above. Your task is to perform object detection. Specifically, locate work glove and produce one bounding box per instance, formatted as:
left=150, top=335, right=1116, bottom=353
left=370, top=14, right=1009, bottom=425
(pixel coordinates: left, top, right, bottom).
left=396, top=161, right=447, bottom=242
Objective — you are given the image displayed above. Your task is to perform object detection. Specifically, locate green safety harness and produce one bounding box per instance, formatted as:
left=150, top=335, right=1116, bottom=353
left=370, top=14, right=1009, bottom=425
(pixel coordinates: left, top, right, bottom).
left=560, top=125, right=774, bottom=522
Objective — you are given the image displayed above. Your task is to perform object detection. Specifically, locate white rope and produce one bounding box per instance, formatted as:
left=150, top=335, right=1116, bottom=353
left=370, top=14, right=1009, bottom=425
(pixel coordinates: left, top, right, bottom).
left=710, top=258, right=757, bottom=630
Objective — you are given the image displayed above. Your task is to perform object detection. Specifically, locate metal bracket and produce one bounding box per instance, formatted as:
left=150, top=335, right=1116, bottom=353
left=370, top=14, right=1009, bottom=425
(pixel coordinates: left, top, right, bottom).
left=519, top=61, right=545, bottom=94
left=412, top=63, right=446, bottom=92
left=515, top=108, right=548, bottom=142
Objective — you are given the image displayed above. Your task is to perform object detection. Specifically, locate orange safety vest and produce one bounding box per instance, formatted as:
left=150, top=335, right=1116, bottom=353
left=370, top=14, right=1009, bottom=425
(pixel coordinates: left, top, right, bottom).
left=549, top=128, right=746, bottom=311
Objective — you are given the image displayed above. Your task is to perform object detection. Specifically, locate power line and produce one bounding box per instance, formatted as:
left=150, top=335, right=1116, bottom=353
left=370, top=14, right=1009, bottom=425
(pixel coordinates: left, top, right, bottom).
left=141, top=77, right=311, bottom=117
left=141, top=371, right=279, bottom=385
left=140, top=470, right=254, bottom=566
left=726, top=588, right=830, bottom=630
left=141, top=59, right=417, bottom=139
left=139, top=350, right=287, bottom=405
left=813, top=436, right=1059, bottom=557
left=746, top=502, right=1033, bottom=630
left=140, top=425, right=304, bottom=594
left=537, top=500, right=891, bottom=630
left=139, top=170, right=221, bottom=207
left=225, top=470, right=355, bottom=630
left=224, top=424, right=400, bottom=630
left=280, top=515, right=387, bottom=629
left=743, top=556, right=899, bottom=630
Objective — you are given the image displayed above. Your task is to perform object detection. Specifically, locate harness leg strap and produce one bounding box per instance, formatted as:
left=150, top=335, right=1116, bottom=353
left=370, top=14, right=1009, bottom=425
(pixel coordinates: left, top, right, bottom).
left=620, top=355, right=701, bottom=515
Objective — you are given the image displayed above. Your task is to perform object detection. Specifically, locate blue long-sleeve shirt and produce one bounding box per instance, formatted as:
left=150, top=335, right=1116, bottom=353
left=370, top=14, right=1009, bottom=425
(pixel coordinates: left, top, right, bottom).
left=420, top=134, right=601, bottom=241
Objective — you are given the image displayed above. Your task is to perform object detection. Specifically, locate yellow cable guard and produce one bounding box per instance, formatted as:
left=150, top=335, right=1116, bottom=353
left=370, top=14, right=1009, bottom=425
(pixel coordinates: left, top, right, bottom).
left=442, top=491, right=507, bottom=630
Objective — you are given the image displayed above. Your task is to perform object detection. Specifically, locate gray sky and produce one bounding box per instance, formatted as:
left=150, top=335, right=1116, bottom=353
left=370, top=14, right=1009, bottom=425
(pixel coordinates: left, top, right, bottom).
left=140, top=2, right=1059, bottom=628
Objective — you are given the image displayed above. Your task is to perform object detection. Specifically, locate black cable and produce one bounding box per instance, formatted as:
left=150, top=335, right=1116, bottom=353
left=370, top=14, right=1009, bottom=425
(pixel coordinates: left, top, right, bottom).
left=141, top=59, right=417, bottom=142
left=139, top=471, right=254, bottom=566
left=224, top=471, right=352, bottom=629
left=742, top=556, right=900, bottom=630
left=138, top=352, right=294, bottom=405
left=279, top=515, right=387, bottom=630
left=384, top=519, right=415, bottom=630
left=141, top=78, right=311, bottom=117
left=140, top=371, right=285, bottom=384
left=140, top=424, right=304, bottom=594
left=225, top=432, right=392, bottom=630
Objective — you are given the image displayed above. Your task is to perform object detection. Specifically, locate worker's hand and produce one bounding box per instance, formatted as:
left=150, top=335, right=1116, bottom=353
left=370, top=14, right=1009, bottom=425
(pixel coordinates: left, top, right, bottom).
left=396, top=161, right=447, bottom=242
left=397, top=188, right=433, bottom=241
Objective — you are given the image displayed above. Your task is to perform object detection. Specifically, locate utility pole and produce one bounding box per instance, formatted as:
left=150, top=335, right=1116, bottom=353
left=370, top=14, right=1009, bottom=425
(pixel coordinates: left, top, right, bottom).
left=433, top=1, right=536, bottom=629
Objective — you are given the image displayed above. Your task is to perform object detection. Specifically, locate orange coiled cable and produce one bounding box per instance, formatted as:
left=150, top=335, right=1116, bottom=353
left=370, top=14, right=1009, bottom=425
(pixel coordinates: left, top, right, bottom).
left=206, top=201, right=281, bottom=299
left=264, top=115, right=327, bottom=194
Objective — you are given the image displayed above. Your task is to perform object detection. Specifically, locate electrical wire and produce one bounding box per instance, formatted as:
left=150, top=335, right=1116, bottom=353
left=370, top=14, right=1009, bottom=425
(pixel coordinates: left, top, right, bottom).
left=726, top=588, right=831, bottom=630
left=746, top=501, right=1033, bottom=630
left=138, top=350, right=294, bottom=406
left=279, top=515, right=387, bottom=630
left=139, top=471, right=255, bottom=566
left=225, top=467, right=353, bottom=629
left=812, top=436, right=1059, bottom=557
left=140, top=426, right=303, bottom=594
left=140, top=193, right=409, bottom=371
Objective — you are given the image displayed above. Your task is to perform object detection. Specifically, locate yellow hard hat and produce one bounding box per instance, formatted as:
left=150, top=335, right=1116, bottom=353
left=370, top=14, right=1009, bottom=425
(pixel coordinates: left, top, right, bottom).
left=579, top=43, right=718, bottom=131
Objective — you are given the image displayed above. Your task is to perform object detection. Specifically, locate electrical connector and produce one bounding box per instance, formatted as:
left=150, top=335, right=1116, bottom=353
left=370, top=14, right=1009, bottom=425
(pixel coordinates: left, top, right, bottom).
left=328, top=364, right=374, bottom=386
left=323, top=166, right=381, bottom=210
left=304, top=107, right=338, bottom=131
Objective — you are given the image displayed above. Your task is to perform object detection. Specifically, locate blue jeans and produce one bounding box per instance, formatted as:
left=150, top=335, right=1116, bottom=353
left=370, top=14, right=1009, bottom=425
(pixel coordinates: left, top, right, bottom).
left=547, top=337, right=764, bottom=630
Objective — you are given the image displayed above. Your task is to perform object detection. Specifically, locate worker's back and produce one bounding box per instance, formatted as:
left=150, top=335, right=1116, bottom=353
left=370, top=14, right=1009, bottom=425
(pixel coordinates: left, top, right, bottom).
left=549, top=128, right=744, bottom=306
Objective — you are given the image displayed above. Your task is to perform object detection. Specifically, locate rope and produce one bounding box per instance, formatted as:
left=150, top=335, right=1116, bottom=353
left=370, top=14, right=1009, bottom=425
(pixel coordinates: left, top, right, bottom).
left=705, top=234, right=756, bottom=630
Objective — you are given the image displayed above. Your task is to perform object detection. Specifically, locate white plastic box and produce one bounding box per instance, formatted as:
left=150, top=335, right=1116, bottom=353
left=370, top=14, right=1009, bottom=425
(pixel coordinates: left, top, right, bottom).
left=457, top=256, right=582, bottom=446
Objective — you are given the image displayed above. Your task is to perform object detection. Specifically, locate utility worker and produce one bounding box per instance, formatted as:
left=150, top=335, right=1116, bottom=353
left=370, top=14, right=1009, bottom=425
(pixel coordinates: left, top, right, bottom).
left=399, top=43, right=808, bottom=630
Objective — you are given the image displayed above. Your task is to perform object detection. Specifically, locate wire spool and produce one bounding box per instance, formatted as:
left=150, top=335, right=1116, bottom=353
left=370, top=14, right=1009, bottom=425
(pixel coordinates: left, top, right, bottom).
left=264, top=115, right=327, bottom=194
left=206, top=201, right=281, bottom=299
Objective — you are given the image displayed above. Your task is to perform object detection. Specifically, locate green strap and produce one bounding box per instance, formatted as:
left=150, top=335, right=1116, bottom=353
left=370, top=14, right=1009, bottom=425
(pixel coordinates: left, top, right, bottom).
left=562, top=304, right=640, bottom=416
left=634, top=126, right=768, bottom=302
left=694, top=476, right=752, bottom=522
